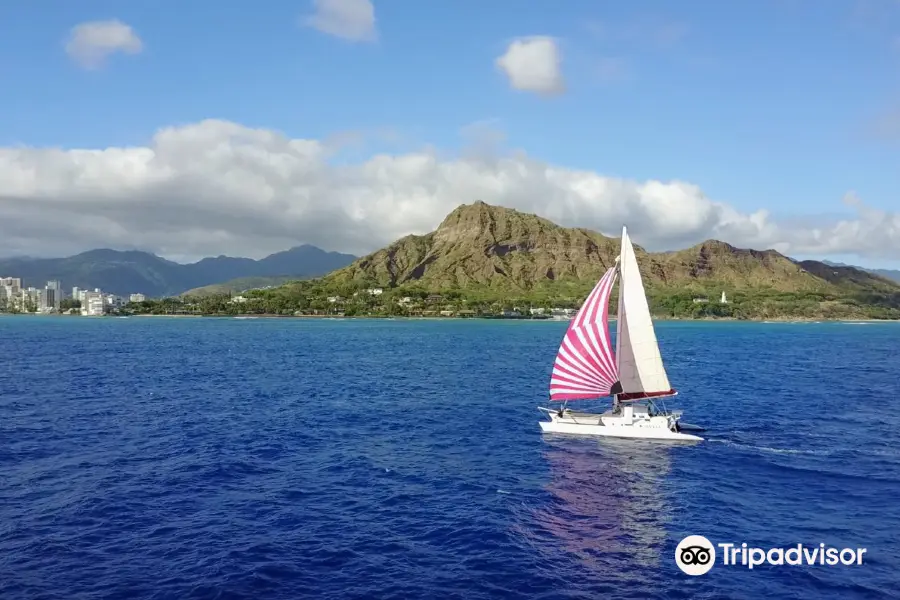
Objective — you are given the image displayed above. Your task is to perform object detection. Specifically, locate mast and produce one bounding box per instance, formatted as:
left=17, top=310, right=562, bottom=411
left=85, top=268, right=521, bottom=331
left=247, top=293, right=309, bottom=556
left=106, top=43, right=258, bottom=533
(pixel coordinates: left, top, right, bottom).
left=613, top=226, right=676, bottom=401
left=614, top=251, right=624, bottom=409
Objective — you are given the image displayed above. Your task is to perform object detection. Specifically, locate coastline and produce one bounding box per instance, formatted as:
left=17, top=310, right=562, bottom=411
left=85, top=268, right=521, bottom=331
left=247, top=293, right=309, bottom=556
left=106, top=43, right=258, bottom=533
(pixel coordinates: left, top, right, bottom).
left=1, top=313, right=888, bottom=323
left=119, top=313, right=900, bottom=322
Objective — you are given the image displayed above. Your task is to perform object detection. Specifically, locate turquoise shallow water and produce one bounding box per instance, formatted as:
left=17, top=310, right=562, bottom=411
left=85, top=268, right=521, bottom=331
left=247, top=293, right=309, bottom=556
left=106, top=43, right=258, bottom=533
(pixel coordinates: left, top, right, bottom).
left=1, top=316, right=898, bottom=599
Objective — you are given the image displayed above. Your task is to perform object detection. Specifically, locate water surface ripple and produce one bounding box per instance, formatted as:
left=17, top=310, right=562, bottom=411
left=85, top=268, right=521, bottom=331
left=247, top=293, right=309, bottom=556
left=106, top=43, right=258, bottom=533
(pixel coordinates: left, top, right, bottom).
left=1, top=317, right=898, bottom=599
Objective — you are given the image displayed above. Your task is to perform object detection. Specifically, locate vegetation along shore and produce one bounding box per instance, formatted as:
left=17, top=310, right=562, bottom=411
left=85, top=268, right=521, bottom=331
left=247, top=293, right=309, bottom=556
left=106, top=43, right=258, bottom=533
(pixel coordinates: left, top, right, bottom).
left=130, top=202, right=900, bottom=321
left=3, top=202, right=899, bottom=322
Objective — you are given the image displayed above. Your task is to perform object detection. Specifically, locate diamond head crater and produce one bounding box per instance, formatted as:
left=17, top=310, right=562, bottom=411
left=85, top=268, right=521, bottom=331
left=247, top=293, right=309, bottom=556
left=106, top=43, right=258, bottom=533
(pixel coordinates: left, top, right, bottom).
left=3, top=202, right=899, bottom=321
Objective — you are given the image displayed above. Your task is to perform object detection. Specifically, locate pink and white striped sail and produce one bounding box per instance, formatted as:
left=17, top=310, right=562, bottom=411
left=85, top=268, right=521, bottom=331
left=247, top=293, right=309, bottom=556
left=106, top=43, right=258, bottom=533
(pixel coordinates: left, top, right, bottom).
left=548, top=266, right=620, bottom=401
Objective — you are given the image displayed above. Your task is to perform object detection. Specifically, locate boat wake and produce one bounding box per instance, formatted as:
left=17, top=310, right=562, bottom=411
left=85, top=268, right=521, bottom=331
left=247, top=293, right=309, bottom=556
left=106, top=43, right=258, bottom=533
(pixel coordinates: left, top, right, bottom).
left=710, top=438, right=832, bottom=456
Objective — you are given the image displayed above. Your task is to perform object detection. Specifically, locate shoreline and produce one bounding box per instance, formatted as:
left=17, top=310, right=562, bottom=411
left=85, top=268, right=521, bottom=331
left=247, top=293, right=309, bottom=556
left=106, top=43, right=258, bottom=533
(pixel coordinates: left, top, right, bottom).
left=136, top=315, right=900, bottom=323
left=2, top=313, right=892, bottom=323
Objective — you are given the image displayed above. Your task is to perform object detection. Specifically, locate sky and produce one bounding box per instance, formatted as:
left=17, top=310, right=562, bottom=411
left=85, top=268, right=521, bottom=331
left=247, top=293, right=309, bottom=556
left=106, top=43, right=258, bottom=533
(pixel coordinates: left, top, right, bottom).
left=0, top=0, right=899, bottom=267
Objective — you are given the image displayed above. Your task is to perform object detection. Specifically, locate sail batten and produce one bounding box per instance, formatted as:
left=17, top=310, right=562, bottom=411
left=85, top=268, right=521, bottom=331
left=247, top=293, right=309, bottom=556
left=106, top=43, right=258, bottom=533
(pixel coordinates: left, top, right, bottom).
left=549, top=266, right=619, bottom=401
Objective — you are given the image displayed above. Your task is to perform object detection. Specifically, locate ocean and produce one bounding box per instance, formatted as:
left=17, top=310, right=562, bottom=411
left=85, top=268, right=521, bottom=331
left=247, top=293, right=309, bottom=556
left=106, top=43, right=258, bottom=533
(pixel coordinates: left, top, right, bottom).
left=1, top=316, right=898, bottom=599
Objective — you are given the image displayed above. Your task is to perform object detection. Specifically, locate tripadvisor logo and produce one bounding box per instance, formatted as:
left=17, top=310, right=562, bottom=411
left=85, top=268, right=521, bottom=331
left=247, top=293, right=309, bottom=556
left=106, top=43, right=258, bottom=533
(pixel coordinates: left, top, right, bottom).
left=675, top=535, right=868, bottom=575
left=676, top=535, right=716, bottom=575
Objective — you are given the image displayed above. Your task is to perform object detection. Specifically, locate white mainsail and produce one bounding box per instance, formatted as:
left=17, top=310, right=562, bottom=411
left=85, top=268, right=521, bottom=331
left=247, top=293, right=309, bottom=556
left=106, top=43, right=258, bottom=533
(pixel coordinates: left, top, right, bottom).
left=614, top=226, right=674, bottom=398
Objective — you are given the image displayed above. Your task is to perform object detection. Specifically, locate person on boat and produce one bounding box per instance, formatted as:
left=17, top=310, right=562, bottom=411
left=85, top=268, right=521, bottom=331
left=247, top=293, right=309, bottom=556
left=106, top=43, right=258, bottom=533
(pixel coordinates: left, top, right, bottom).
left=552, top=394, right=565, bottom=418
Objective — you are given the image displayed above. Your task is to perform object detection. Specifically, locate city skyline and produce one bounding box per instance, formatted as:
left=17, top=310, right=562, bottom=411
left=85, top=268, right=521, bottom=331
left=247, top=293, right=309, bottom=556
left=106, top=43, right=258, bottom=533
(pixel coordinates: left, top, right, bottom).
left=0, top=276, right=144, bottom=315
left=0, top=1, right=898, bottom=267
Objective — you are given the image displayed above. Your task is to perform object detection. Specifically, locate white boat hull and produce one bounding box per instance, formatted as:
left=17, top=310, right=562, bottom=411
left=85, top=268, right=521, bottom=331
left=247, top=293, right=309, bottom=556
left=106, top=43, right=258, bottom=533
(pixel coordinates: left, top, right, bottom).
left=538, top=404, right=703, bottom=442
left=539, top=418, right=702, bottom=441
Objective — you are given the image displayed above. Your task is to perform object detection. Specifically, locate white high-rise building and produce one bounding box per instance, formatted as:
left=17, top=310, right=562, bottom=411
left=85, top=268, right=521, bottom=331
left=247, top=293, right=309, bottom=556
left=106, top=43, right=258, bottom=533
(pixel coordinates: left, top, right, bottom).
left=104, top=294, right=125, bottom=308
left=21, top=287, right=42, bottom=312
left=40, top=289, right=55, bottom=311
left=1, top=277, right=21, bottom=306
left=81, top=291, right=106, bottom=316
left=41, top=281, right=62, bottom=311
left=72, top=288, right=94, bottom=303
left=0, top=277, right=22, bottom=290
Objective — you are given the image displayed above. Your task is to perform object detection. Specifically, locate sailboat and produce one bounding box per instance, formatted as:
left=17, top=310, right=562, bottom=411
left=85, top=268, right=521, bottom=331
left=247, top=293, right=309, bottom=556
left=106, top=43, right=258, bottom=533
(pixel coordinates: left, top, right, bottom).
left=537, top=226, right=704, bottom=442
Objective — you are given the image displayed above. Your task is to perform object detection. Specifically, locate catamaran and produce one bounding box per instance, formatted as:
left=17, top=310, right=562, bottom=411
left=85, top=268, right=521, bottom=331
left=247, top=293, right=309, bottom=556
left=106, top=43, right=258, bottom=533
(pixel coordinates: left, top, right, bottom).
left=537, top=226, right=704, bottom=442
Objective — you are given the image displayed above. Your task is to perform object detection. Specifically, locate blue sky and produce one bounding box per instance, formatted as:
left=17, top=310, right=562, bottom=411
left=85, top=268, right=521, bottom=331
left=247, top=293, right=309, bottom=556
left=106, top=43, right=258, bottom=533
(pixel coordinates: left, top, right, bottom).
left=0, top=0, right=898, bottom=266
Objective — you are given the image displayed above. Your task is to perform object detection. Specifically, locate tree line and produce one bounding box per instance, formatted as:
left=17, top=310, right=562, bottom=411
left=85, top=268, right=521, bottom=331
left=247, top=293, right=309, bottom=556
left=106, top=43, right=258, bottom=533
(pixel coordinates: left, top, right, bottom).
left=113, top=281, right=900, bottom=320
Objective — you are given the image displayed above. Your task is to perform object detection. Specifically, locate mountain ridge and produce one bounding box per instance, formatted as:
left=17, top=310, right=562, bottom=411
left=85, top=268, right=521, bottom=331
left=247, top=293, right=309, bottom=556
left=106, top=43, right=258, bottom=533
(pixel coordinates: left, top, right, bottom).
left=0, top=245, right=358, bottom=297
left=3, top=203, right=897, bottom=300
left=822, top=260, right=900, bottom=283
left=321, top=201, right=899, bottom=296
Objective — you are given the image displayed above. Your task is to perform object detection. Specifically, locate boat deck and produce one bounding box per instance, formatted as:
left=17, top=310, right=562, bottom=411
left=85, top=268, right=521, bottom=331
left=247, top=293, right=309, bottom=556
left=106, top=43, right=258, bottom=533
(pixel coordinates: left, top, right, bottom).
left=562, top=409, right=615, bottom=418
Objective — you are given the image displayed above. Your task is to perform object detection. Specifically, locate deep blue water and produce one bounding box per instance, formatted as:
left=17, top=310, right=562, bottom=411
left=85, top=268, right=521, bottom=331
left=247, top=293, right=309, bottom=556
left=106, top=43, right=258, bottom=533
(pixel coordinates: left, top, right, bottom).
left=1, top=316, right=899, bottom=600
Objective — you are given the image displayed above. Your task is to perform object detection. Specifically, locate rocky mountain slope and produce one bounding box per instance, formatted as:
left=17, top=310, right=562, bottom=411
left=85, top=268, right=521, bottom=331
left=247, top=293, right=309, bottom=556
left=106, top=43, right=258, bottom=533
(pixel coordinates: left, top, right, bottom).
left=324, top=201, right=898, bottom=295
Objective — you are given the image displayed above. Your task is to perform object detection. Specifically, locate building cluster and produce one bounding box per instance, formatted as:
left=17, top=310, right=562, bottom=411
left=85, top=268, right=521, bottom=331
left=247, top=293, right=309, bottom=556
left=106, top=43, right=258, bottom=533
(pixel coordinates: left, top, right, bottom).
left=319, top=291, right=579, bottom=319
left=529, top=307, right=578, bottom=319
left=0, top=276, right=147, bottom=316
left=1, top=277, right=63, bottom=313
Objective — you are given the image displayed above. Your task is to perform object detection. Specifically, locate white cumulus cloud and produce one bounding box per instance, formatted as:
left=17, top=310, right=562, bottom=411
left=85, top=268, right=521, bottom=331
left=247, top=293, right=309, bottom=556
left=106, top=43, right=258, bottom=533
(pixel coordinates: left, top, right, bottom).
left=302, top=0, right=377, bottom=42
left=65, top=19, right=143, bottom=69
left=0, top=119, right=898, bottom=264
left=496, top=37, right=565, bottom=96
